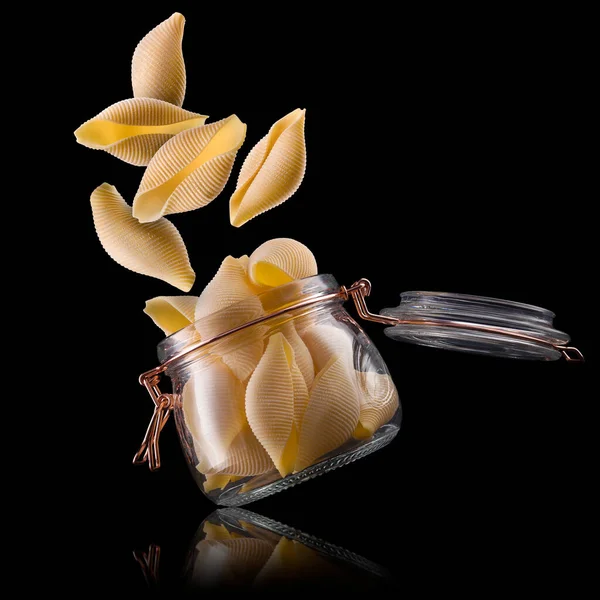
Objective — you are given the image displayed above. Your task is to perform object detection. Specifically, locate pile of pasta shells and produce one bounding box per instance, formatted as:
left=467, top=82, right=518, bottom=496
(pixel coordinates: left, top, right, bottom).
left=144, top=238, right=398, bottom=492
left=78, top=13, right=307, bottom=291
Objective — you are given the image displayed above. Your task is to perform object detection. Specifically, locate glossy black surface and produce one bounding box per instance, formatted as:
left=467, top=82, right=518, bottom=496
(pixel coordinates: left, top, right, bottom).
left=53, top=6, right=593, bottom=595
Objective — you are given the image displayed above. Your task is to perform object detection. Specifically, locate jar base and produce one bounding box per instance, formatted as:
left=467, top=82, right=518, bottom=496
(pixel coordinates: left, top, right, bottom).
left=214, top=424, right=400, bottom=507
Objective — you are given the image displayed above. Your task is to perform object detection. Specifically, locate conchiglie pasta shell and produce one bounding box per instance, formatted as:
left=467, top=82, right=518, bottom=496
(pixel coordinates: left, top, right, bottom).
left=295, top=356, right=360, bottom=472
left=182, top=360, right=247, bottom=471
left=246, top=333, right=297, bottom=477
left=354, top=371, right=399, bottom=439
left=132, top=13, right=186, bottom=107
left=300, top=323, right=354, bottom=374
left=195, top=256, right=265, bottom=381
left=281, top=322, right=314, bottom=388
left=74, top=98, right=206, bottom=166
left=230, top=108, right=306, bottom=227
left=211, top=425, right=275, bottom=476
left=90, top=183, right=194, bottom=291
left=291, top=361, right=309, bottom=431
left=133, top=115, right=247, bottom=223
left=248, top=238, right=318, bottom=288
left=144, top=295, right=198, bottom=335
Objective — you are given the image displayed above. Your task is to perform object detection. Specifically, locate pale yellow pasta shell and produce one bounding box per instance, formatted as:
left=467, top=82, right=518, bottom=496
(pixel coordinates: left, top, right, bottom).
left=195, top=256, right=265, bottom=381
left=74, top=98, right=206, bottom=166
left=291, top=361, right=309, bottom=432
left=354, top=371, right=399, bottom=439
left=133, top=115, right=247, bottom=223
left=300, top=323, right=354, bottom=374
left=247, top=238, right=317, bottom=288
left=182, top=360, right=247, bottom=471
left=295, top=356, right=360, bottom=472
left=230, top=108, right=306, bottom=227
left=132, top=13, right=186, bottom=107
left=246, top=333, right=296, bottom=477
left=281, top=322, right=314, bottom=388
left=143, top=295, right=198, bottom=335
left=90, top=183, right=194, bottom=291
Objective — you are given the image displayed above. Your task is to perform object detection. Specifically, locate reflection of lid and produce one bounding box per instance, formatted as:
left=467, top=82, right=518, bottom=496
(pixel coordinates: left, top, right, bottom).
left=381, top=291, right=571, bottom=360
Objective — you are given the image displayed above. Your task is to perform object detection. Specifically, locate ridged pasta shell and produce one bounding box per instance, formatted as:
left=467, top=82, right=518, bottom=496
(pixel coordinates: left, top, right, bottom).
left=295, top=356, right=360, bottom=472
left=354, top=371, right=399, bottom=439
left=90, top=183, right=194, bottom=291
left=206, top=425, right=274, bottom=476
left=291, top=361, right=309, bottom=431
left=182, top=360, right=247, bottom=471
left=195, top=256, right=265, bottom=381
left=190, top=539, right=274, bottom=588
left=144, top=295, right=198, bottom=335
left=281, top=322, right=314, bottom=388
left=246, top=333, right=300, bottom=477
left=133, top=115, right=247, bottom=223
left=132, top=13, right=186, bottom=107
left=300, top=323, right=354, bottom=374
left=74, top=98, right=207, bottom=166
left=230, top=108, right=306, bottom=227
left=247, top=238, right=317, bottom=288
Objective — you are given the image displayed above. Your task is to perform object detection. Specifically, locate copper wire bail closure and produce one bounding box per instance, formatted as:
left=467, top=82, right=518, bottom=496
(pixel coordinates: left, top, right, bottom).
left=133, top=278, right=584, bottom=471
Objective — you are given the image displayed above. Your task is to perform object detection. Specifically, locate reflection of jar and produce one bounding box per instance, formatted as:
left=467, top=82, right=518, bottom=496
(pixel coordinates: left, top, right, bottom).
left=133, top=276, right=581, bottom=506
left=184, top=508, right=393, bottom=590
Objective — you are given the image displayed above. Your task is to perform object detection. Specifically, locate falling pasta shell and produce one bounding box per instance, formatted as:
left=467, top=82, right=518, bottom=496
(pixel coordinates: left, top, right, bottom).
left=247, top=238, right=317, bottom=288
left=132, top=13, right=187, bottom=107
left=133, top=115, right=247, bottom=223
left=195, top=256, right=265, bottom=381
left=246, top=333, right=302, bottom=477
left=182, top=360, right=247, bottom=471
left=295, top=356, right=360, bottom=472
left=230, top=108, right=306, bottom=227
left=144, top=295, right=198, bottom=335
left=74, top=98, right=207, bottom=166
left=353, top=371, right=399, bottom=439
left=90, top=183, right=194, bottom=291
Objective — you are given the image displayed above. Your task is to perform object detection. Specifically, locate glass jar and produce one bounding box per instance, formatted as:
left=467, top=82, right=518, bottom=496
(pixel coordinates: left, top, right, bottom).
left=156, top=275, right=401, bottom=506
left=133, top=275, right=581, bottom=506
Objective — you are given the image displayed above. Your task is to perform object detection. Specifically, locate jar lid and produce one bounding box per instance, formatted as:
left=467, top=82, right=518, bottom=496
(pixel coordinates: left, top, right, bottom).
left=381, top=291, right=571, bottom=360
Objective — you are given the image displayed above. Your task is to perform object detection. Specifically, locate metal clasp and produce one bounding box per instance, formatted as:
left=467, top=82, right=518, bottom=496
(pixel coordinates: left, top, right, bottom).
left=132, top=369, right=173, bottom=471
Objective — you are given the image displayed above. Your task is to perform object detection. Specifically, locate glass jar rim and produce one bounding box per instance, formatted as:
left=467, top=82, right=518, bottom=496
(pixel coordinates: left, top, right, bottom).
left=157, top=274, right=342, bottom=364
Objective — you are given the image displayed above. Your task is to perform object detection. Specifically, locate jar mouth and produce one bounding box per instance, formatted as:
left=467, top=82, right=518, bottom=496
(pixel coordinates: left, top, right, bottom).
left=157, top=274, right=341, bottom=364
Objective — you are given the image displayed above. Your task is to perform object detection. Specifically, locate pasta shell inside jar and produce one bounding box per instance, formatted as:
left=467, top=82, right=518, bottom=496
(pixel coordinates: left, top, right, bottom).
left=159, top=274, right=402, bottom=506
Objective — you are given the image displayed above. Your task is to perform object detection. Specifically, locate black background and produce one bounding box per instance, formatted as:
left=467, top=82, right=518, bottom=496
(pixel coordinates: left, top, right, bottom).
left=56, top=5, right=594, bottom=595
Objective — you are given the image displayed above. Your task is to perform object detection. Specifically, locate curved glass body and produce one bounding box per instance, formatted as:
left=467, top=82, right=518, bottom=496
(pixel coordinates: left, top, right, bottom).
left=158, top=275, right=401, bottom=506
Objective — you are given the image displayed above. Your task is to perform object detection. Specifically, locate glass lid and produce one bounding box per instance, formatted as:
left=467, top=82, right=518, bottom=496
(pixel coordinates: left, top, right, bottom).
left=380, top=291, right=571, bottom=361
